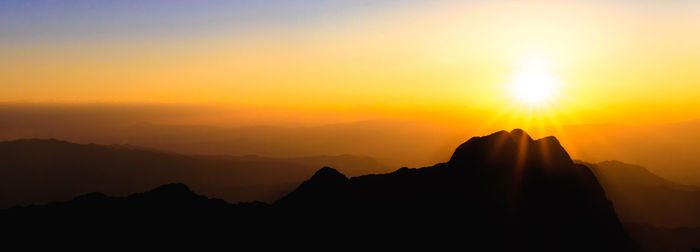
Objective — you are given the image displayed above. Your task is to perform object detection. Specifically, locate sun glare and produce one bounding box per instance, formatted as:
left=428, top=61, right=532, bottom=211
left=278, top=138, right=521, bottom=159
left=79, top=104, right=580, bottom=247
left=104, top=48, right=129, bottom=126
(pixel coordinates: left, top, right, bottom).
left=510, top=61, right=559, bottom=104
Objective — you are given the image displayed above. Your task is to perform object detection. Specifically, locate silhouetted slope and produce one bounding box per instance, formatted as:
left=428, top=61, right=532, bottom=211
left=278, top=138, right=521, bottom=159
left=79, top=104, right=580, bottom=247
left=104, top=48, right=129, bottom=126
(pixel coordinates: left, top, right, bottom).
left=2, top=183, right=271, bottom=231
left=0, top=139, right=389, bottom=208
left=276, top=130, right=637, bottom=251
left=624, top=223, right=700, bottom=252
left=1, top=130, right=638, bottom=250
left=275, top=167, right=350, bottom=209
left=581, top=160, right=700, bottom=227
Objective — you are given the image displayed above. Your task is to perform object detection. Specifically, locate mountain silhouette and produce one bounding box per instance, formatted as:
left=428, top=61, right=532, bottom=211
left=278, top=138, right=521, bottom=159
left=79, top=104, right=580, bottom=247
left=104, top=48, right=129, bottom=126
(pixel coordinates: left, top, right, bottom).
left=1, top=130, right=638, bottom=250
left=275, top=129, right=636, bottom=250
left=0, top=138, right=388, bottom=208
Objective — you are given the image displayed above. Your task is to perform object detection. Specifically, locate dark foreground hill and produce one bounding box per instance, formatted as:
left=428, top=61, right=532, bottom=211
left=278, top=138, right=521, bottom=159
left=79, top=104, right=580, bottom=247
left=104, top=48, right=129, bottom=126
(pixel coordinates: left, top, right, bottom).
left=0, top=139, right=389, bottom=208
left=1, top=130, right=637, bottom=251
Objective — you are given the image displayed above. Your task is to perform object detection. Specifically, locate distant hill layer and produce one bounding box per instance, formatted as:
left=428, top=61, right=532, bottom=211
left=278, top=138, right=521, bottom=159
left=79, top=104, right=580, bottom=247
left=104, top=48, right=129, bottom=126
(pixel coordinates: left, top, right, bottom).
left=3, top=137, right=699, bottom=232
left=582, top=160, right=700, bottom=227
left=2, top=104, right=700, bottom=186
left=0, top=139, right=390, bottom=208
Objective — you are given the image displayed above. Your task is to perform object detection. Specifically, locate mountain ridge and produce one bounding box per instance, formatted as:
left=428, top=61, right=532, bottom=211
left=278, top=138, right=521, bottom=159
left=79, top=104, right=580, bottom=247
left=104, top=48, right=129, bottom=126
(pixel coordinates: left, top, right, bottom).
left=1, top=130, right=638, bottom=250
left=272, top=129, right=636, bottom=251
left=0, top=138, right=389, bottom=208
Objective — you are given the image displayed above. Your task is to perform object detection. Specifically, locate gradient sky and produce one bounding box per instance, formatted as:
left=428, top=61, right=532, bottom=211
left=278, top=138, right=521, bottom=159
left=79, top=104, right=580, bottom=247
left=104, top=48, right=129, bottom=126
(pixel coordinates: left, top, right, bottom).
left=2, top=0, right=700, bottom=126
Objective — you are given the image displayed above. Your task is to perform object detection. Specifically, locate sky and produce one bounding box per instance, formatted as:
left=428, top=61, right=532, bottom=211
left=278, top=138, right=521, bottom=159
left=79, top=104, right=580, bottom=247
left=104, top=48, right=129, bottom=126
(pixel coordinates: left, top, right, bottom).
left=2, top=0, right=700, bottom=127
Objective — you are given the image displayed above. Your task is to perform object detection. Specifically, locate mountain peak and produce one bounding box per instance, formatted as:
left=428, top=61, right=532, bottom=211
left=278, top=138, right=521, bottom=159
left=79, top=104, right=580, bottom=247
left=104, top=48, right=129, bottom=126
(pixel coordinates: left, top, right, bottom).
left=449, top=129, right=572, bottom=168
left=140, top=183, right=196, bottom=198
left=275, top=167, right=349, bottom=207
left=152, top=183, right=192, bottom=192
left=308, top=167, right=348, bottom=184
left=510, top=128, right=533, bottom=142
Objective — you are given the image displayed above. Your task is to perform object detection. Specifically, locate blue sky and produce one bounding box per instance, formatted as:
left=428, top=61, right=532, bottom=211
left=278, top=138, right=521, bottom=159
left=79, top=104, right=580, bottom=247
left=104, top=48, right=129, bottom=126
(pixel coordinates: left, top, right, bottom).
left=0, top=0, right=418, bottom=44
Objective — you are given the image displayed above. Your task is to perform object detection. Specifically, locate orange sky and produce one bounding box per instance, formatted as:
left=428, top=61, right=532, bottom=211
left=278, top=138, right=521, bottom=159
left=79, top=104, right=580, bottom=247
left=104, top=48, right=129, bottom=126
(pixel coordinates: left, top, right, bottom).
left=2, top=0, right=700, bottom=127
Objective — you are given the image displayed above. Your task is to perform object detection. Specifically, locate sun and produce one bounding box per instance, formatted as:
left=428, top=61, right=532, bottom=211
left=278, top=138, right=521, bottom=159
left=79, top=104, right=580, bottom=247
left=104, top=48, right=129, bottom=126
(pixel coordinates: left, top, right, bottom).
left=509, top=62, right=559, bottom=104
